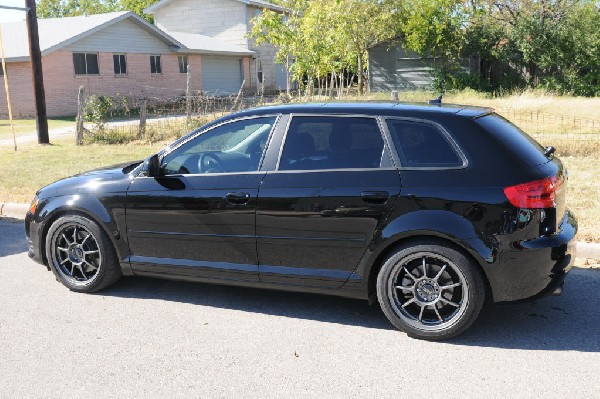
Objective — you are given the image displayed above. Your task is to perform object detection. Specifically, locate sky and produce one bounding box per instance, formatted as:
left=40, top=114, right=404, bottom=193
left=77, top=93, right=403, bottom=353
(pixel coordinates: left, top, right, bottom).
left=0, top=0, right=28, bottom=24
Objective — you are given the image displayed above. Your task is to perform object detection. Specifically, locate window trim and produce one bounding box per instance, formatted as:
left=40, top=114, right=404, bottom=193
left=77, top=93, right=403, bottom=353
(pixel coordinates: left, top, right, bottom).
left=73, top=52, right=100, bottom=76
left=380, top=116, right=469, bottom=171
left=113, top=53, right=127, bottom=76
left=150, top=55, right=162, bottom=75
left=274, top=113, right=396, bottom=173
left=149, top=114, right=282, bottom=178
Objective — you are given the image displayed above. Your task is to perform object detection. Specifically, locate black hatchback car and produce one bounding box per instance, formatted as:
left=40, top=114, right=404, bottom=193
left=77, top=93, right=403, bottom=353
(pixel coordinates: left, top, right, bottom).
left=25, top=102, right=577, bottom=340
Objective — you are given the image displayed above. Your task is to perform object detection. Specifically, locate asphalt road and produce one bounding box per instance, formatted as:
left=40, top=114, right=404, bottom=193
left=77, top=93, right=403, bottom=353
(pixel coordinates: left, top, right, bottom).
left=1, top=219, right=598, bottom=398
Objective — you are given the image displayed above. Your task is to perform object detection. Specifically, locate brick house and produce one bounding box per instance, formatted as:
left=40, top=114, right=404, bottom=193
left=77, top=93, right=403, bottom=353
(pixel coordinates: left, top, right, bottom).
left=0, top=11, right=254, bottom=117
left=145, top=0, right=289, bottom=94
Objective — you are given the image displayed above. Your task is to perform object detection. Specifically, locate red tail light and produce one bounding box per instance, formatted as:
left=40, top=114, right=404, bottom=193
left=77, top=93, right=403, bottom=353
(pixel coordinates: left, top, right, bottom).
left=504, top=176, right=561, bottom=208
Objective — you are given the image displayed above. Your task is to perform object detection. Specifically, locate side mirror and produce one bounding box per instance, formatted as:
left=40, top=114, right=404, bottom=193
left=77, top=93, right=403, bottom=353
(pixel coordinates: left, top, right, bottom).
left=142, top=154, right=161, bottom=177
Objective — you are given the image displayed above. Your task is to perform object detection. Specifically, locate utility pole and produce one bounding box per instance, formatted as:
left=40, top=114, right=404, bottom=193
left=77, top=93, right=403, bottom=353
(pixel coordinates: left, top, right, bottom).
left=25, top=0, right=49, bottom=144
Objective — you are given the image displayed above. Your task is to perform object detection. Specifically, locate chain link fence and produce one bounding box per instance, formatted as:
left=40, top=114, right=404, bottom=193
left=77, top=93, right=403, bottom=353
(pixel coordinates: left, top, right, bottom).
left=494, top=107, right=600, bottom=156
left=78, top=90, right=599, bottom=156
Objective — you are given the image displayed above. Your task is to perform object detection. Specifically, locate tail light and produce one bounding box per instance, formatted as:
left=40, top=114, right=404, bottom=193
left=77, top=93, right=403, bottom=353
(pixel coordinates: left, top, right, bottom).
left=504, top=176, right=561, bottom=208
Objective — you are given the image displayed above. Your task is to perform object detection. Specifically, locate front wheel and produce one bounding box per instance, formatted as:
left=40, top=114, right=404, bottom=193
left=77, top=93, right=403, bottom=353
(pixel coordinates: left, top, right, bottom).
left=376, top=240, right=485, bottom=340
left=46, top=215, right=121, bottom=292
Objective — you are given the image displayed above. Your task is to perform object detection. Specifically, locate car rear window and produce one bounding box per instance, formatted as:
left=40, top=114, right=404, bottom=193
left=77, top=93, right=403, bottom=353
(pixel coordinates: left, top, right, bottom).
left=386, top=120, right=463, bottom=168
left=475, top=114, right=550, bottom=166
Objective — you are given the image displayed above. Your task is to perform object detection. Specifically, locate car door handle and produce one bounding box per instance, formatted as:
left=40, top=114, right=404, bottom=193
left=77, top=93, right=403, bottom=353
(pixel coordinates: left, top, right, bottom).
left=226, top=192, right=251, bottom=205
left=361, top=191, right=390, bottom=204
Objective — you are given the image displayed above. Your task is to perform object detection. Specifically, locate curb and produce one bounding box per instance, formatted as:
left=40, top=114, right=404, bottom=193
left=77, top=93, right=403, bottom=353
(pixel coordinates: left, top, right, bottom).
left=576, top=242, right=600, bottom=259
left=0, top=202, right=29, bottom=220
left=1, top=201, right=599, bottom=258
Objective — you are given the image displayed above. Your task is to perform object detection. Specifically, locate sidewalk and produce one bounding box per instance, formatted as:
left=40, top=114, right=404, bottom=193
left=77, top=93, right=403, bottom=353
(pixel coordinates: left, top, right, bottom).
left=2, top=201, right=599, bottom=260
left=0, top=126, right=76, bottom=147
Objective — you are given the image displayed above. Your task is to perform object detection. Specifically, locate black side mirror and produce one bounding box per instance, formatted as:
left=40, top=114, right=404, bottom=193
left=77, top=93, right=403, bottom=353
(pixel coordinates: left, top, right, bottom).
left=142, top=154, right=161, bottom=177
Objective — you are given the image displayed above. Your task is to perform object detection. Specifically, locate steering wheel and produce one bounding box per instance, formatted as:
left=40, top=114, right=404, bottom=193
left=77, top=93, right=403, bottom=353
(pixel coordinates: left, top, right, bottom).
left=199, top=153, right=225, bottom=173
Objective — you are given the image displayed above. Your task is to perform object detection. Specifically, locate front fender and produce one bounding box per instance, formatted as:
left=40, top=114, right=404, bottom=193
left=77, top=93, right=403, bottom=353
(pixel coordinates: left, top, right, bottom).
left=33, top=192, right=129, bottom=266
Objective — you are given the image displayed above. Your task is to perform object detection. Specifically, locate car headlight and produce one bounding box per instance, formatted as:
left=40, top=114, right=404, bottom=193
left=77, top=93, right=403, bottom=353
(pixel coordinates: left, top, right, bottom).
left=29, top=196, right=39, bottom=215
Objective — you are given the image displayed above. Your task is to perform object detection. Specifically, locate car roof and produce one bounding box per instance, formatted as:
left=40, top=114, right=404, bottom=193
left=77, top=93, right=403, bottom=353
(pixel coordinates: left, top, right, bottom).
left=235, top=102, right=493, bottom=118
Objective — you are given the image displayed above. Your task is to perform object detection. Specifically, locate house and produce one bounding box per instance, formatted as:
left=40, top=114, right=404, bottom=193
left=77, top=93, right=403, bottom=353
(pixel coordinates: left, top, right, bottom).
left=145, top=0, right=289, bottom=94
left=0, top=11, right=254, bottom=117
left=368, top=42, right=437, bottom=92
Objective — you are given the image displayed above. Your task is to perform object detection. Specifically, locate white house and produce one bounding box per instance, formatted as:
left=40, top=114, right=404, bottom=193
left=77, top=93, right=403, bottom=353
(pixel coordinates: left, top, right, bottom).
left=145, top=0, right=289, bottom=93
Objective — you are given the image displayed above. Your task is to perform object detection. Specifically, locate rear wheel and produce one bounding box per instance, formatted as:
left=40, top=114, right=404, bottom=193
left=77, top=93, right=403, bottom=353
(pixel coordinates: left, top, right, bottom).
left=377, top=240, right=485, bottom=340
left=46, top=215, right=121, bottom=292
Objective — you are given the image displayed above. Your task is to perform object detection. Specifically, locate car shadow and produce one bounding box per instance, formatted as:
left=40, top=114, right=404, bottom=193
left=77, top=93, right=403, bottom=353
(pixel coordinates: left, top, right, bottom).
left=452, top=267, right=600, bottom=352
left=99, top=267, right=599, bottom=352
left=0, top=219, right=28, bottom=258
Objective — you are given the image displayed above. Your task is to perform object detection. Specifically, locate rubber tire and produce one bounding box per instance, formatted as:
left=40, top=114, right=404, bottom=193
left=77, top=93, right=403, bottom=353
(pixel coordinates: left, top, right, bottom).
left=376, top=240, right=485, bottom=340
left=46, top=214, right=122, bottom=293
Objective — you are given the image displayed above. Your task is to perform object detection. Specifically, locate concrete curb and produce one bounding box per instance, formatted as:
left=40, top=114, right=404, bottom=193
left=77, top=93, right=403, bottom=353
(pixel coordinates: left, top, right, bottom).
left=0, top=202, right=29, bottom=220
left=1, top=201, right=600, bottom=258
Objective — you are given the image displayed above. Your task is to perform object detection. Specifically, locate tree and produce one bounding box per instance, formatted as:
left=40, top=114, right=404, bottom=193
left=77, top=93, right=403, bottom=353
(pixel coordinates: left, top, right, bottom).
left=250, top=0, right=398, bottom=95
left=120, top=0, right=157, bottom=22
left=36, top=0, right=157, bottom=21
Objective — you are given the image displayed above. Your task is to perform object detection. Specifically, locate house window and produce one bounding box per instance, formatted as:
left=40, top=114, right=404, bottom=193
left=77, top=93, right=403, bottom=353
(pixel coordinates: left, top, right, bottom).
left=150, top=55, right=162, bottom=74
left=178, top=55, right=188, bottom=73
left=256, top=58, right=263, bottom=84
left=73, top=53, right=99, bottom=75
left=113, top=54, right=127, bottom=75
left=0, top=65, right=4, bottom=76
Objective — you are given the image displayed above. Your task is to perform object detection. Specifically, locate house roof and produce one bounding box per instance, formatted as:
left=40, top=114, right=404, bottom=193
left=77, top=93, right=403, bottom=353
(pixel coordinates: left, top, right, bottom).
left=0, top=11, right=184, bottom=62
left=165, top=30, right=254, bottom=56
left=144, top=0, right=286, bottom=14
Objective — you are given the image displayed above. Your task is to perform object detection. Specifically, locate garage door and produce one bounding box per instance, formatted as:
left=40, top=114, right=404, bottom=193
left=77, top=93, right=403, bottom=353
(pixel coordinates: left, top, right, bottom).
left=202, top=56, right=243, bottom=94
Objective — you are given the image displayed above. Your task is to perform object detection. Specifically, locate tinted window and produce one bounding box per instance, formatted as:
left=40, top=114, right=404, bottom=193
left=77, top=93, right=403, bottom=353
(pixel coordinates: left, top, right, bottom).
left=85, top=54, right=99, bottom=74
left=161, top=117, right=276, bottom=175
left=73, top=53, right=98, bottom=75
left=113, top=54, right=126, bottom=75
left=279, top=116, right=387, bottom=170
left=178, top=55, right=188, bottom=73
left=386, top=120, right=462, bottom=167
left=150, top=55, right=162, bottom=74
left=475, top=114, right=549, bottom=166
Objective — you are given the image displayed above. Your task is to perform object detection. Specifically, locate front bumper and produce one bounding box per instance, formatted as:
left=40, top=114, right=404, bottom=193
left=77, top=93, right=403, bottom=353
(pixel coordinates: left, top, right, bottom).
left=25, top=210, right=47, bottom=267
left=489, top=209, right=577, bottom=303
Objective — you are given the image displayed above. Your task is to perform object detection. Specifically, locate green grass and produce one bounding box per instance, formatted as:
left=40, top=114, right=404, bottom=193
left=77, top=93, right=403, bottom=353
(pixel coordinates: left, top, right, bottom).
left=0, top=117, right=76, bottom=140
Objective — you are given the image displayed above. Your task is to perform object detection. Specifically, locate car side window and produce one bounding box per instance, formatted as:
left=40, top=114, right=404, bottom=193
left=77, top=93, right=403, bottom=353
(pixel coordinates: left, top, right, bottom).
left=386, top=120, right=463, bottom=168
left=161, top=117, right=276, bottom=175
left=278, top=116, right=389, bottom=170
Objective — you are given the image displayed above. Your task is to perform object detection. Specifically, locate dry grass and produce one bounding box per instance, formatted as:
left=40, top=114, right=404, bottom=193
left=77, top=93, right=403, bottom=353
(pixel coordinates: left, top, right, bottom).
left=561, top=156, right=600, bottom=243
left=0, top=140, right=597, bottom=243
left=363, top=89, right=600, bottom=120
left=0, top=139, right=163, bottom=203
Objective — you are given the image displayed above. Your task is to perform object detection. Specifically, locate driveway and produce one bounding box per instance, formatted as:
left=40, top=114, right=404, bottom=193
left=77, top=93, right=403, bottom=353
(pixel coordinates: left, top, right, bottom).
left=0, top=219, right=598, bottom=398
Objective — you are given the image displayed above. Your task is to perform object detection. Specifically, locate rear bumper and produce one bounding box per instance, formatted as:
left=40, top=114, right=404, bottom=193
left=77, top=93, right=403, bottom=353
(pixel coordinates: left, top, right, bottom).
left=488, top=209, right=577, bottom=303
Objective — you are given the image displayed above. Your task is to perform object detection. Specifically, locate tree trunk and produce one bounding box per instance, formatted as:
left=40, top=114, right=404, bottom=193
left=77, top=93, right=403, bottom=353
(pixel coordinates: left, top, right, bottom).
left=358, top=55, right=364, bottom=95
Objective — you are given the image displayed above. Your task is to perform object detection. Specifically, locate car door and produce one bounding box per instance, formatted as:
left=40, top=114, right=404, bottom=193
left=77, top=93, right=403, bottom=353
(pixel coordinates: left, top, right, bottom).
left=125, top=116, right=279, bottom=282
left=257, top=115, right=401, bottom=287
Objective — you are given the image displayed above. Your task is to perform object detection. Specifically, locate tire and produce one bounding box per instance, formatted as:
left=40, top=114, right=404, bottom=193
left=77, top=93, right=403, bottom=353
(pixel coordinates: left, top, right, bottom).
left=376, top=240, right=485, bottom=340
left=45, top=214, right=121, bottom=292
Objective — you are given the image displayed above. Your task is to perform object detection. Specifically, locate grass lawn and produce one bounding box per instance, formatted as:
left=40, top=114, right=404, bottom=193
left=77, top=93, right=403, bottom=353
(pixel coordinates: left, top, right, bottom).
left=0, top=139, right=163, bottom=203
left=0, top=117, right=75, bottom=140
left=0, top=138, right=597, bottom=243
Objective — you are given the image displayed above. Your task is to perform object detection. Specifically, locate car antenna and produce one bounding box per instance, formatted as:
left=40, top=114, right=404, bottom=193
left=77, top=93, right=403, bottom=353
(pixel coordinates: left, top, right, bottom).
left=428, top=95, right=442, bottom=105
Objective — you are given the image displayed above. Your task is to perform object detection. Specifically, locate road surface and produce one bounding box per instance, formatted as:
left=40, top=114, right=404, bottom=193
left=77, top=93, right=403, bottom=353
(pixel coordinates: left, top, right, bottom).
left=0, top=219, right=598, bottom=398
